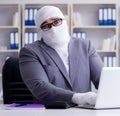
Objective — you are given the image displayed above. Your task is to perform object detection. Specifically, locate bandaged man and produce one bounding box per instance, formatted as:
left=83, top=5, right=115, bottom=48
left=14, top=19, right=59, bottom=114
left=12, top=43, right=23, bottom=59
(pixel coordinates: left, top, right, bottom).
left=19, top=6, right=103, bottom=108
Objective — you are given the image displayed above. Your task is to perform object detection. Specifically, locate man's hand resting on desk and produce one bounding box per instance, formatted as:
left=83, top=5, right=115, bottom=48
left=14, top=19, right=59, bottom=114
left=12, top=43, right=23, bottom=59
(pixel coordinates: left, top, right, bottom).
left=72, top=92, right=97, bottom=106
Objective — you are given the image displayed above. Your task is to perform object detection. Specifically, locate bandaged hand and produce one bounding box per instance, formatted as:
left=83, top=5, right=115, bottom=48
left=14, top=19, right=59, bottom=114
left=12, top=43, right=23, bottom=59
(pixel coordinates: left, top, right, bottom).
left=72, top=92, right=97, bottom=106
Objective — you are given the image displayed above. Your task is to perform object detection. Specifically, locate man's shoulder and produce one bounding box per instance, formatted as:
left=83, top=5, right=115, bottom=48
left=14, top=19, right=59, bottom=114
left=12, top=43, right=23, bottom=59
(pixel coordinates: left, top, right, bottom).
left=70, top=37, right=90, bottom=46
left=23, top=40, right=41, bottom=49
left=20, top=40, right=42, bottom=54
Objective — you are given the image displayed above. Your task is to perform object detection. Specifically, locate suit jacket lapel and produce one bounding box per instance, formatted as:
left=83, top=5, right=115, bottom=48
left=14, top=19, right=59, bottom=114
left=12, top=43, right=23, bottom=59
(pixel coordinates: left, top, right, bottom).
left=39, top=41, right=72, bottom=88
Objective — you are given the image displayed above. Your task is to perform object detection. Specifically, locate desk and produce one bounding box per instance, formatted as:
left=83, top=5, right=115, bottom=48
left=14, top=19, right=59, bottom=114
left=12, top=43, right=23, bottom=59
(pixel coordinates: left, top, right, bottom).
left=1, top=103, right=120, bottom=116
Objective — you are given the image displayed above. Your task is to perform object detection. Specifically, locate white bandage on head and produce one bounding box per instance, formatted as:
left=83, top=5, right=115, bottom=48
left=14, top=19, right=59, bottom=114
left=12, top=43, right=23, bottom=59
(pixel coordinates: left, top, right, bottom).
left=35, top=6, right=70, bottom=73
left=35, top=6, right=65, bottom=29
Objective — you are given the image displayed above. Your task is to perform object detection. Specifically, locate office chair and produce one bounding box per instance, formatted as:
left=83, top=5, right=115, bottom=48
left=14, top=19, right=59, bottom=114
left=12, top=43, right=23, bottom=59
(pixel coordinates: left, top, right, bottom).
left=2, top=56, right=34, bottom=104
left=2, top=56, right=75, bottom=108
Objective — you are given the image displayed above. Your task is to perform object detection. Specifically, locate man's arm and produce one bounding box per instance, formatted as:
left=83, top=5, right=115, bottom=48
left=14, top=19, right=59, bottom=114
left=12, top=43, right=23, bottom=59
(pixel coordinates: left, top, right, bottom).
left=88, top=40, right=104, bottom=89
left=19, top=47, right=74, bottom=104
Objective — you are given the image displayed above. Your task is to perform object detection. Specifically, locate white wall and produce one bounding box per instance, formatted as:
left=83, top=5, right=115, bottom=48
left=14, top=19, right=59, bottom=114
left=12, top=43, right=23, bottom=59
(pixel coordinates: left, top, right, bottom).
left=0, top=0, right=120, bottom=4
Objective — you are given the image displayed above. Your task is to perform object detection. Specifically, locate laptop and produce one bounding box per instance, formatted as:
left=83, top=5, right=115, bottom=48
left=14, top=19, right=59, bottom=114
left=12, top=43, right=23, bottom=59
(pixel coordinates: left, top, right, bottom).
left=77, top=67, right=120, bottom=109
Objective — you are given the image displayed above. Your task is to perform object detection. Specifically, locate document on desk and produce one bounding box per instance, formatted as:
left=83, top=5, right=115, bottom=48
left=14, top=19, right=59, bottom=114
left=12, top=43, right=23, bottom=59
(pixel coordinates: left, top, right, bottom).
left=4, top=103, right=45, bottom=110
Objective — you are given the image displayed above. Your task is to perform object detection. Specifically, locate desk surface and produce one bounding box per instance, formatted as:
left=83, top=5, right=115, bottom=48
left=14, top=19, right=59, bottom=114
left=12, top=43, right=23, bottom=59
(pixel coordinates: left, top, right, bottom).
left=1, top=104, right=120, bottom=116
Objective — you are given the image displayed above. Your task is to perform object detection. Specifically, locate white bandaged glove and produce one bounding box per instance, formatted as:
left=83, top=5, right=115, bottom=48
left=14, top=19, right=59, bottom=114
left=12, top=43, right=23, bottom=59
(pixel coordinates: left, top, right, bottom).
left=72, top=92, right=97, bottom=106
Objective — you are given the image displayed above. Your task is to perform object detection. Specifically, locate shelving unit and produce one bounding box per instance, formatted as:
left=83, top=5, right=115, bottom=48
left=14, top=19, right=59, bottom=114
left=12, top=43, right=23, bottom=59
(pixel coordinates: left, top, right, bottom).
left=71, top=3, right=119, bottom=67
left=0, top=3, right=119, bottom=77
left=0, top=4, right=21, bottom=75
left=22, top=3, right=70, bottom=47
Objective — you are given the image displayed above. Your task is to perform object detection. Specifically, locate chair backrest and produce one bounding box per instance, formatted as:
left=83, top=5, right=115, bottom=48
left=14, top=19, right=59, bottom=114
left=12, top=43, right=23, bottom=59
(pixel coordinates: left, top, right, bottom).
left=2, top=56, right=34, bottom=104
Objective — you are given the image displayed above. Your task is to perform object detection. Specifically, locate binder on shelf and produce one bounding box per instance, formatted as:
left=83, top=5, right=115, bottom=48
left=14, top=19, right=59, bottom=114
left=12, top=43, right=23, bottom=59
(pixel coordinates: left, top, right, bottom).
left=73, top=12, right=78, bottom=26
left=113, top=56, right=117, bottom=67
left=29, top=32, right=33, bottom=44
left=103, top=8, right=108, bottom=25
left=24, top=32, right=29, bottom=46
left=103, top=56, right=108, bottom=67
left=107, top=8, right=112, bottom=25
left=33, top=8, right=38, bottom=25
left=98, top=7, right=116, bottom=26
left=99, top=8, right=104, bottom=25
left=108, top=56, right=112, bottom=67
left=10, top=32, right=19, bottom=49
left=109, top=35, right=116, bottom=50
left=33, top=32, right=38, bottom=42
left=102, top=35, right=116, bottom=51
left=10, top=32, right=15, bottom=49
left=77, top=32, right=82, bottom=38
left=25, top=8, right=38, bottom=26
left=25, top=8, right=29, bottom=25
left=102, top=38, right=111, bottom=51
left=72, top=32, right=77, bottom=38
left=103, top=56, right=116, bottom=67
left=24, top=32, right=38, bottom=46
left=29, top=8, right=33, bottom=25
left=112, top=8, right=116, bottom=25
left=13, top=12, right=19, bottom=26
left=30, top=8, right=38, bottom=26
left=81, top=32, right=86, bottom=39
left=74, top=12, right=81, bottom=26
left=14, top=32, right=19, bottom=49
left=72, top=31, right=86, bottom=39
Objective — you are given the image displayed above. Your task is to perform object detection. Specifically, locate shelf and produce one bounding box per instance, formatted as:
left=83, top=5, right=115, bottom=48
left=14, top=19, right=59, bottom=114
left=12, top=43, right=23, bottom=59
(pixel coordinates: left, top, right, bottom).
left=0, top=3, right=119, bottom=73
left=73, top=25, right=117, bottom=29
left=22, top=3, right=70, bottom=47
left=0, top=26, right=19, bottom=29
left=0, top=4, right=20, bottom=6
left=0, top=3, right=21, bottom=75
left=0, top=50, right=19, bottom=53
left=97, top=50, right=117, bottom=53
left=24, top=26, right=37, bottom=29
left=72, top=3, right=117, bottom=5
left=71, top=3, right=119, bottom=67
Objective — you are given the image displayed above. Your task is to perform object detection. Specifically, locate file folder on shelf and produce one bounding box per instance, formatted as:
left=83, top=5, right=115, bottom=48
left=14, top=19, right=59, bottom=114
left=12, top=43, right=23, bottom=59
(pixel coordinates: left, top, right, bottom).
left=98, top=7, right=116, bottom=26
left=10, top=32, right=19, bottom=49
left=25, top=8, right=38, bottom=26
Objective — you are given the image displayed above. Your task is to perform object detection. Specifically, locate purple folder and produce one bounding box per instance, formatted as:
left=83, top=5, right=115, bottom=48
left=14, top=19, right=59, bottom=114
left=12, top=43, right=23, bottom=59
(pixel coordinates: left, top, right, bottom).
left=5, top=103, right=45, bottom=110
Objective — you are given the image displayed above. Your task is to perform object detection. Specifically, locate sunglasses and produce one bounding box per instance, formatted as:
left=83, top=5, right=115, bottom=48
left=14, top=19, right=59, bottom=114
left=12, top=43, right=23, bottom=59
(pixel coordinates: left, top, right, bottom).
left=40, top=18, right=63, bottom=31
